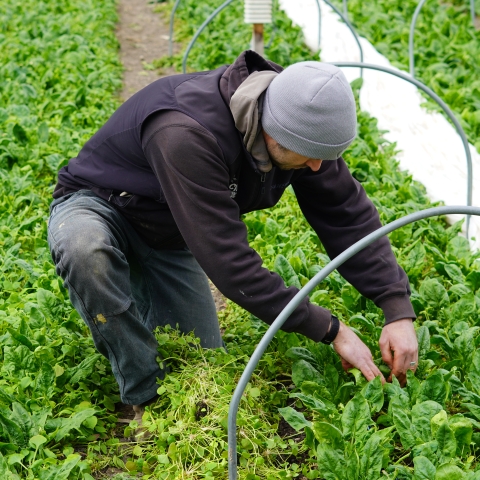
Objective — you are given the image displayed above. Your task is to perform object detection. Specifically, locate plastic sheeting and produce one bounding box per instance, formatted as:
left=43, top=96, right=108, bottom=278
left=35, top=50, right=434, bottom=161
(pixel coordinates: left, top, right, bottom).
left=279, top=0, right=480, bottom=247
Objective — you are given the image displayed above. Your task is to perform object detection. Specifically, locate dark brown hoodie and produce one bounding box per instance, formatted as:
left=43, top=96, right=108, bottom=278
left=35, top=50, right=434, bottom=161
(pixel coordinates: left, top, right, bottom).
left=54, top=51, right=416, bottom=342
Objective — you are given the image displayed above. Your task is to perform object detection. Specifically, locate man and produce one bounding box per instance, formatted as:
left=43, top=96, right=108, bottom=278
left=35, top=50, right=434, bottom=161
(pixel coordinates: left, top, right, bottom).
left=48, top=50, right=418, bottom=419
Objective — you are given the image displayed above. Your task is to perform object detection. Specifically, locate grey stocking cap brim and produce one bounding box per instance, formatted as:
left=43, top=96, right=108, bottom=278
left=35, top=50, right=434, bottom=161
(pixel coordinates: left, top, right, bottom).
left=262, top=62, right=357, bottom=160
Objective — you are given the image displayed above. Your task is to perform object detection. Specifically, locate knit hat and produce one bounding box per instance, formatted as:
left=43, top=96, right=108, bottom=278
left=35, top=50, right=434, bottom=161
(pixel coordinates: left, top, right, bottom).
left=262, top=62, right=357, bottom=160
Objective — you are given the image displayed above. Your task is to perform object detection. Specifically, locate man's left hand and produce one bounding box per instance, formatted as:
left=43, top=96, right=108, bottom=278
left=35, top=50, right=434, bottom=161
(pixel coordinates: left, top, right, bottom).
left=378, top=319, right=418, bottom=387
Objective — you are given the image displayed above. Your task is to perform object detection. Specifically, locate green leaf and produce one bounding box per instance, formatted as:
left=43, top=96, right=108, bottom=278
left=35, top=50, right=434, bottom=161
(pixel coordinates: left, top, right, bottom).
left=404, top=242, right=427, bottom=277
left=265, top=218, right=279, bottom=238
left=431, top=409, right=448, bottom=437
left=451, top=295, right=476, bottom=321
left=413, top=456, right=436, bottom=480
left=419, top=279, right=449, bottom=308
left=0, top=108, right=8, bottom=124
left=278, top=407, right=312, bottom=432
left=312, top=421, right=344, bottom=450
left=274, top=254, right=301, bottom=289
left=11, top=402, right=32, bottom=441
left=316, top=443, right=346, bottom=480
left=446, top=236, right=471, bottom=261
left=0, top=410, right=26, bottom=447
left=361, top=375, right=384, bottom=413
left=412, top=401, right=443, bottom=443
left=37, top=122, right=49, bottom=143
left=417, top=326, right=431, bottom=358
left=418, top=373, right=447, bottom=406
left=68, top=354, right=101, bottom=384
left=431, top=411, right=456, bottom=461
left=29, top=434, right=47, bottom=449
left=291, top=360, right=323, bottom=387
left=54, top=408, right=97, bottom=442
left=444, top=263, right=464, bottom=283
left=341, top=395, right=371, bottom=441
left=285, top=347, right=318, bottom=366
left=43, top=454, right=82, bottom=480
left=407, top=370, right=421, bottom=405
left=461, top=403, right=480, bottom=422
left=360, top=433, right=384, bottom=480
left=12, top=124, right=28, bottom=144
left=449, top=416, right=472, bottom=455
left=412, top=440, right=438, bottom=462
left=3, top=345, right=36, bottom=375
left=435, top=464, right=465, bottom=480
left=5, top=328, right=34, bottom=351
left=391, top=395, right=416, bottom=449
left=290, top=393, right=337, bottom=417
left=453, top=327, right=479, bottom=363
left=466, top=270, right=480, bottom=292
left=35, top=363, right=56, bottom=398
left=37, top=288, right=63, bottom=317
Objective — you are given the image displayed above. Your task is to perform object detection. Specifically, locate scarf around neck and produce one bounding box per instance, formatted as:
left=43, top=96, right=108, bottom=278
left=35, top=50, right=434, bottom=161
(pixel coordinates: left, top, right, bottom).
left=229, top=70, right=278, bottom=173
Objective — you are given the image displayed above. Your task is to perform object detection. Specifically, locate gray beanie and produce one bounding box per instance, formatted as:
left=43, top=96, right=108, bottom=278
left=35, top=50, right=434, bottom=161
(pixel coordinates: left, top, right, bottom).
left=262, top=62, right=357, bottom=160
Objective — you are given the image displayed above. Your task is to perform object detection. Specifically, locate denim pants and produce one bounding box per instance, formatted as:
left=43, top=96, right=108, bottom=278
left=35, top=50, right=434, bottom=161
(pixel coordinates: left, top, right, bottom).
left=47, top=190, right=222, bottom=405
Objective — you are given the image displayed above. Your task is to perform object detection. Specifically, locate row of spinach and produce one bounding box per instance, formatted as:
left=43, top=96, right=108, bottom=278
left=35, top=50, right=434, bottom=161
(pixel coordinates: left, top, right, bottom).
left=0, top=0, right=123, bottom=478
left=332, top=0, right=480, bottom=152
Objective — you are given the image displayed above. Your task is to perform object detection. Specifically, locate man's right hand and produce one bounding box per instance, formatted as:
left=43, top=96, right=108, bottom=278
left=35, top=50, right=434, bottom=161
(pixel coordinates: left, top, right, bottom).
left=332, top=321, right=385, bottom=383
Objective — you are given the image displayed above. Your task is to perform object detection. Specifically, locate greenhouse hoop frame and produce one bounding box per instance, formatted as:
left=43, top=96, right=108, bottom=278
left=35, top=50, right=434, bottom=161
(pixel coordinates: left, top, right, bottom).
left=332, top=61, right=473, bottom=238
left=227, top=204, right=480, bottom=480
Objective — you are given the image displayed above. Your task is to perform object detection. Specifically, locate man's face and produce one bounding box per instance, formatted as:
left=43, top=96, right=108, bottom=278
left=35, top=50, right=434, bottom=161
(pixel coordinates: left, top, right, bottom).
left=262, top=131, right=323, bottom=172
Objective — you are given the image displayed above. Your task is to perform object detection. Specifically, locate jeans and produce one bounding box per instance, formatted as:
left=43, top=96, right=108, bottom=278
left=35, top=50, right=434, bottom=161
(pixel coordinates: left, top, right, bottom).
left=47, top=190, right=222, bottom=405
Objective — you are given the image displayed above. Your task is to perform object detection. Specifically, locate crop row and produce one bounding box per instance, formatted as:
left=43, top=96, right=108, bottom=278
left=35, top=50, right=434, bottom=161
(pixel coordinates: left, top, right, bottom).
left=332, top=0, right=480, bottom=152
left=0, top=0, right=123, bottom=478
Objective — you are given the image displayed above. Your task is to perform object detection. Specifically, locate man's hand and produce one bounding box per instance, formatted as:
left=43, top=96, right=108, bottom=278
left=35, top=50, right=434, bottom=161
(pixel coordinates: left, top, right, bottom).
left=379, top=318, right=418, bottom=386
left=332, top=321, right=385, bottom=383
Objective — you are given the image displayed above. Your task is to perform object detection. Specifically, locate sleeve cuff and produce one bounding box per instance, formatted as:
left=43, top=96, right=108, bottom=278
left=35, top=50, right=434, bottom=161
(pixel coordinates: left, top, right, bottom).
left=377, top=294, right=416, bottom=325
left=290, top=304, right=332, bottom=342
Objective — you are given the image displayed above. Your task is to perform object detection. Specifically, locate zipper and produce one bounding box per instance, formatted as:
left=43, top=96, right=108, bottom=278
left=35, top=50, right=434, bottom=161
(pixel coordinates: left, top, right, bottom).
left=260, top=172, right=266, bottom=195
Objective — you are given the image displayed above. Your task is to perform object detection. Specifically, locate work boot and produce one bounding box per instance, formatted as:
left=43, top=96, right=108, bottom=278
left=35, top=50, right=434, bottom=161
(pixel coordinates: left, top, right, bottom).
left=132, top=396, right=157, bottom=442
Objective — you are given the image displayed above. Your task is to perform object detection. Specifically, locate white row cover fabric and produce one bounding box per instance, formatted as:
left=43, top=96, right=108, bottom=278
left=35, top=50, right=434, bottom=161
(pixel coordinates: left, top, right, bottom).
left=244, top=0, right=273, bottom=23
left=279, top=0, right=480, bottom=249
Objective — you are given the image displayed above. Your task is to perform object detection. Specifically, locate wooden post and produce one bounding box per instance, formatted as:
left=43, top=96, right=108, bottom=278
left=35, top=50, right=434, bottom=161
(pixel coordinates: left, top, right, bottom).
left=252, top=23, right=264, bottom=56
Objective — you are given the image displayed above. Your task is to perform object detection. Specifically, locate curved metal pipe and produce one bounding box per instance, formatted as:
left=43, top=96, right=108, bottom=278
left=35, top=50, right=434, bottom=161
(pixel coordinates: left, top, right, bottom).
left=409, top=0, right=428, bottom=78
left=332, top=61, right=473, bottom=237
left=315, top=0, right=322, bottom=49
left=182, top=0, right=237, bottom=74
left=322, top=0, right=363, bottom=77
left=265, top=0, right=277, bottom=50
left=169, top=0, right=182, bottom=57
left=471, top=0, right=476, bottom=26
left=228, top=205, right=480, bottom=479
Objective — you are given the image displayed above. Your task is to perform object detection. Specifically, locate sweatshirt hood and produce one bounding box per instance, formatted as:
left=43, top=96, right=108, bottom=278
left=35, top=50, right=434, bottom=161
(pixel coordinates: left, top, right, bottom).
left=220, top=51, right=283, bottom=173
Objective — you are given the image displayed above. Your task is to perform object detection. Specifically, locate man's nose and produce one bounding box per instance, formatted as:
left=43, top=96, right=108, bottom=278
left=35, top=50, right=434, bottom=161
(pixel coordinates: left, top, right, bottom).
left=306, top=159, right=323, bottom=172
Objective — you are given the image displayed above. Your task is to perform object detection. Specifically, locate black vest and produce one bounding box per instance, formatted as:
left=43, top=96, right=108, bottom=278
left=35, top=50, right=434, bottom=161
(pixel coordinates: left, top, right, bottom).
left=58, top=66, right=242, bottom=201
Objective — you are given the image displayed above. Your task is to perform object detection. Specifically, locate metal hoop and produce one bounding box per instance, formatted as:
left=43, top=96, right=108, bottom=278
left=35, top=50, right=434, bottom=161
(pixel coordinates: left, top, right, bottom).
left=228, top=205, right=480, bottom=479
left=332, top=61, right=473, bottom=237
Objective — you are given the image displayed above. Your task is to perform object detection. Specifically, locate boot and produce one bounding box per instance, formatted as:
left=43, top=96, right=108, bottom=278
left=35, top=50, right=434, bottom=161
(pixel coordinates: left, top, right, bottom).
left=131, top=397, right=157, bottom=441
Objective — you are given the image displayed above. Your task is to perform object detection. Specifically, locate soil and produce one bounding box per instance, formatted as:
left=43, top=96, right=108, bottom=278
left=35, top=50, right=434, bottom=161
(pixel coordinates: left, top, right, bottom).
left=116, top=0, right=177, bottom=101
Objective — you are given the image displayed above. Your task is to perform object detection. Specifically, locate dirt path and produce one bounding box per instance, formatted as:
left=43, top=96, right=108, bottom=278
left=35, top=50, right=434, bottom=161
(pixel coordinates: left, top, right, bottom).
left=116, top=0, right=177, bottom=101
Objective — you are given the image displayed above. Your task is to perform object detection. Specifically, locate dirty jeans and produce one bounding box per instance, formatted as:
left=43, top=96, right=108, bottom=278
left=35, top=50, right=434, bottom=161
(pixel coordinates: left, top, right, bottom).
left=47, top=190, right=222, bottom=405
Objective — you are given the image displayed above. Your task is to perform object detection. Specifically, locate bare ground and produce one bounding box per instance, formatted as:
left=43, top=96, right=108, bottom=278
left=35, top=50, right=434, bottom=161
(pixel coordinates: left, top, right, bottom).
left=116, top=0, right=177, bottom=101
